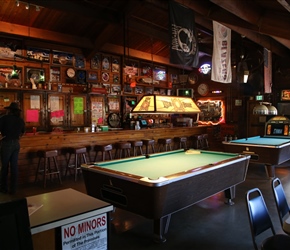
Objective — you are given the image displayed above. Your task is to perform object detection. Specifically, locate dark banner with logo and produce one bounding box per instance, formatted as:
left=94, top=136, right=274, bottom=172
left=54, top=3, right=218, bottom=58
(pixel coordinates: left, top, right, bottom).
left=169, top=1, right=199, bottom=67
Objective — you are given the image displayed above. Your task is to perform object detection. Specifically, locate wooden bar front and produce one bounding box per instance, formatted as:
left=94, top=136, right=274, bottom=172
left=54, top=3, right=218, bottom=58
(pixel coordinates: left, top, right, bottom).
left=18, top=126, right=208, bottom=185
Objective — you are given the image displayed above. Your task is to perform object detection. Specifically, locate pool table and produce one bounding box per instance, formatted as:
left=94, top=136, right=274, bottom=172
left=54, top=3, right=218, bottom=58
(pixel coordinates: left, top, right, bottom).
left=223, top=136, right=290, bottom=178
left=81, top=149, right=249, bottom=243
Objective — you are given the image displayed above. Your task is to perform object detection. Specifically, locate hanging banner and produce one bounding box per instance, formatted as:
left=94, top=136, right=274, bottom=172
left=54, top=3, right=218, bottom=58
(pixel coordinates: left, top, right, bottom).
left=211, top=21, right=232, bottom=83
left=264, top=48, right=272, bottom=93
left=169, top=1, right=199, bottom=67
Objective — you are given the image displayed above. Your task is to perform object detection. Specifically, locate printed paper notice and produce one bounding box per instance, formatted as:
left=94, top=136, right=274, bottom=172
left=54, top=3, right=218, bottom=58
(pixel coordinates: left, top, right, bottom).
left=62, top=213, right=108, bottom=250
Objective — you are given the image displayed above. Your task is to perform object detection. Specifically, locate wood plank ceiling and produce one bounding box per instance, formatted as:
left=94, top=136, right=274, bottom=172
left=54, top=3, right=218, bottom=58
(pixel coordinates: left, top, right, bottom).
left=1, top=0, right=290, bottom=69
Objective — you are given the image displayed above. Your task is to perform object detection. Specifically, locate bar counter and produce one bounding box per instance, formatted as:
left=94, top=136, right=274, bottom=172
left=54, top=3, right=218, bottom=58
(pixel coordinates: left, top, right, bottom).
left=18, top=126, right=208, bottom=185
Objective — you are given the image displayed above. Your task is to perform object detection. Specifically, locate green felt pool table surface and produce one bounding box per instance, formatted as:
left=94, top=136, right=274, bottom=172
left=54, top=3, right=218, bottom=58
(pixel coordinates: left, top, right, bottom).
left=92, top=149, right=243, bottom=180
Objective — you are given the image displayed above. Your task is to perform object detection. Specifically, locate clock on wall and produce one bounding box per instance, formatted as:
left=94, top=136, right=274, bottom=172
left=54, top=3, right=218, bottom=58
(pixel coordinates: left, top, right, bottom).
left=66, top=68, right=75, bottom=78
left=197, top=83, right=209, bottom=96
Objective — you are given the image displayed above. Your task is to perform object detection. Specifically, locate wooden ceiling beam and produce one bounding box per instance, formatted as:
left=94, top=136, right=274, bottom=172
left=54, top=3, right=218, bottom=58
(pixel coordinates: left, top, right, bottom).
left=0, top=21, right=94, bottom=50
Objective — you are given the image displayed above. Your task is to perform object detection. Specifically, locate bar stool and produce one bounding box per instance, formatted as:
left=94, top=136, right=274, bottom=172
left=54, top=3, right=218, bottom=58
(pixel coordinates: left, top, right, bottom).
left=190, top=134, right=204, bottom=149
left=114, top=142, right=131, bottom=159
left=142, top=139, right=156, bottom=155
left=202, top=133, right=209, bottom=149
left=65, top=147, right=87, bottom=181
left=158, top=138, right=172, bottom=152
left=128, top=140, right=144, bottom=156
left=35, top=149, right=62, bottom=188
left=174, top=136, right=187, bottom=150
left=94, top=144, right=113, bottom=162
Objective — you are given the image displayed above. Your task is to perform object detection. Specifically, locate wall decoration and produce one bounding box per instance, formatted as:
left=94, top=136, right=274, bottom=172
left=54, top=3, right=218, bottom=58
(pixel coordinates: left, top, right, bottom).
left=153, top=66, right=167, bottom=81
left=111, top=84, right=121, bottom=95
left=0, top=65, right=22, bottom=88
left=52, top=51, right=73, bottom=65
left=101, top=72, right=110, bottom=82
left=140, top=62, right=152, bottom=77
left=113, top=74, right=119, bottom=83
left=124, top=84, right=133, bottom=94
left=102, top=83, right=111, bottom=93
left=87, top=71, right=98, bottom=82
left=112, top=56, right=120, bottom=73
left=135, top=86, right=144, bottom=95
left=102, top=55, right=111, bottom=71
left=74, top=54, right=86, bottom=68
left=159, top=88, right=166, bottom=95
left=76, top=70, right=86, bottom=84
left=26, top=67, right=45, bottom=84
left=0, top=38, right=23, bottom=59
left=27, top=47, right=50, bottom=63
left=91, top=54, right=101, bottom=69
left=50, top=67, right=61, bottom=82
left=124, top=59, right=139, bottom=76
left=145, top=87, right=154, bottom=94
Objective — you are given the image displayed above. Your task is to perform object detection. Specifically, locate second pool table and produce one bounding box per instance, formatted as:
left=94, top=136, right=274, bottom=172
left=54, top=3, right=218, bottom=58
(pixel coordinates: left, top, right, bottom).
left=223, top=136, right=290, bottom=178
left=81, top=149, right=250, bottom=243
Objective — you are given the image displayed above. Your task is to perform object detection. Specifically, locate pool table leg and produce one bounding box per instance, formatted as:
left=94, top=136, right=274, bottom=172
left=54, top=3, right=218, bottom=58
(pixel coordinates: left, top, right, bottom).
left=265, top=164, right=275, bottom=178
left=224, top=186, right=236, bottom=205
left=153, top=214, right=171, bottom=243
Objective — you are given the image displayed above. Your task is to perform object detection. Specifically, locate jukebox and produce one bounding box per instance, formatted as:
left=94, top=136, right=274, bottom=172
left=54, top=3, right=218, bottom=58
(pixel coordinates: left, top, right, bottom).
left=265, top=116, right=290, bottom=136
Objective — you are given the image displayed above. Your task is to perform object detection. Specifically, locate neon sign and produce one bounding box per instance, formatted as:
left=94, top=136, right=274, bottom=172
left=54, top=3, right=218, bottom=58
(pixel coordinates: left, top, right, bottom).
left=197, top=99, right=225, bottom=125
left=198, top=63, right=211, bottom=74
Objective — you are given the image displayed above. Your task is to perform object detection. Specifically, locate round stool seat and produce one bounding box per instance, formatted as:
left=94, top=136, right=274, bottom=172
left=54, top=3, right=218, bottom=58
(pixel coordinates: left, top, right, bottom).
left=94, top=144, right=113, bottom=161
left=158, top=138, right=172, bottom=152
left=128, top=140, right=143, bottom=156
left=142, top=139, right=156, bottom=154
left=174, top=136, right=187, bottom=149
left=190, top=134, right=204, bottom=149
left=115, top=142, right=131, bottom=158
left=37, top=149, right=58, bottom=158
left=74, top=147, right=87, bottom=154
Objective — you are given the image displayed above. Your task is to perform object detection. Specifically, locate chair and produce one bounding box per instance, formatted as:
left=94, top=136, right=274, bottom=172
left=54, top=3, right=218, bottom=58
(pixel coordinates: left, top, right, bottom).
left=245, top=188, right=290, bottom=250
left=0, top=198, right=33, bottom=250
left=272, top=178, right=290, bottom=235
left=128, top=140, right=144, bottom=156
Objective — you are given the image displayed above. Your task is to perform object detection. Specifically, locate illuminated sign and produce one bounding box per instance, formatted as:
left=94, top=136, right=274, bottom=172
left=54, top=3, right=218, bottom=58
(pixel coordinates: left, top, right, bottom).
left=198, top=63, right=211, bottom=74
left=197, top=99, right=225, bottom=125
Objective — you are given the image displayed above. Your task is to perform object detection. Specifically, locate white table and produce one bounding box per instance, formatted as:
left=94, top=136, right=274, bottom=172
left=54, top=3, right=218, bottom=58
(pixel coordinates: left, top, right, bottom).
left=27, top=188, right=113, bottom=250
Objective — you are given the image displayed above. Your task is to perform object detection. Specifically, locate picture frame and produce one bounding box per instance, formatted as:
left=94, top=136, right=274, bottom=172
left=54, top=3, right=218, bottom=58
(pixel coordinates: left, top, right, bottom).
left=91, top=53, right=101, bottom=69
left=113, top=74, right=120, bottom=83
left=112, top=56, right=120, bottom=73
left=124, top=59, right=139, bottom=76
left=0, top=65, right=22, bottom=88
left=52, top=51, right=73, bottom=66
left=124, top=84, right=133, bottom=94
left=87, top=71, right=98, bottom=82
left=26, top=67, right=45, bottom=84
left=135, top=86, right=144, bottom=95
left=76, top=70, right=86, bottom=84
left=102, top=55, right=111, bottom=71
left=50, top=66, right=61, bottom=82
left=140, top=62, right=152, bottom=77
left=27, top=47, right=50, bottom=63
left=74, top=54, right=86, bottom=68
left=111, top=84, right=121, bottom=95
left=145, top=87, right=154, bottom=95
left=281, top=89, right=290, bottom=101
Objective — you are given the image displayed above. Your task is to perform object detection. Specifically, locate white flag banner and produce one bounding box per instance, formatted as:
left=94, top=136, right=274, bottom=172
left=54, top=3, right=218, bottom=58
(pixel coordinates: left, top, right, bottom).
left=211, top=21, right=232, bottom=83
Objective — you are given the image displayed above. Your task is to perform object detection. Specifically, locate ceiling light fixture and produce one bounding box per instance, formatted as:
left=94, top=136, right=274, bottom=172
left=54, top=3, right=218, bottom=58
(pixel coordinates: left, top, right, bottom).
left=25, top=3, right=29, bottom=9
left=16, top=0, right=19, bottom=7
left=35, top=5, right=40, bottom=11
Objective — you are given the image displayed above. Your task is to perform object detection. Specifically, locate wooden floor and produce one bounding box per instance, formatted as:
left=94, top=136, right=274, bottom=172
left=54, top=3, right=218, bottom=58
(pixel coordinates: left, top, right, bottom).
left=1, top=161, right=290, bottom=250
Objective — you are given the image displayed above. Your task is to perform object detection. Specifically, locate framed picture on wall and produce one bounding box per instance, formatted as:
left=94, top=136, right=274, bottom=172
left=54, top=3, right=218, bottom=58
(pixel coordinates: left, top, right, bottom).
left=87, top=71, right=98, bottom=82
left=26, top=67, right=45, bottom=84
left=124, top=84, right=133, bottom=94
left=112, top=56, right=120, bottom=73
left=52, top=51, right=73, bottom=66
left=91, top=53, right=101, bottom=69
left=0, top=65, right=22, bottom=88
left=27, top=47, right=50, bottom=63
left=74, top=54, right=86, bottom=68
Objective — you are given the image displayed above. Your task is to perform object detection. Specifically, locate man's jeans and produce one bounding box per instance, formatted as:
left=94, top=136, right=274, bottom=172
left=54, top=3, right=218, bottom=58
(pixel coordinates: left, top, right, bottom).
left=0, top=139, right=20, bottom=193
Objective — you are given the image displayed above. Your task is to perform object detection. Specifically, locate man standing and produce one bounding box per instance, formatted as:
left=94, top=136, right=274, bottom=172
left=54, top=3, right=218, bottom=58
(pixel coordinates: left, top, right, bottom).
left=0, top=102, right=25, bottom=194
